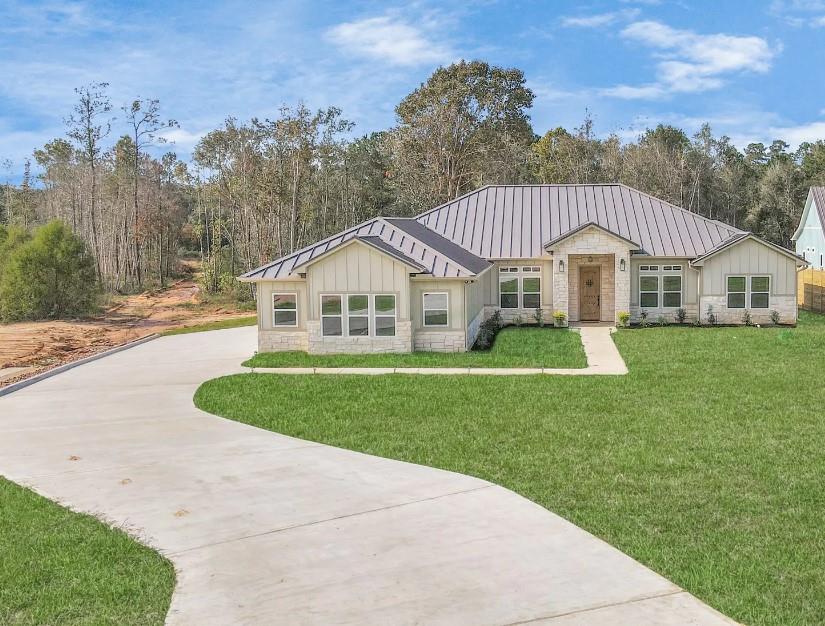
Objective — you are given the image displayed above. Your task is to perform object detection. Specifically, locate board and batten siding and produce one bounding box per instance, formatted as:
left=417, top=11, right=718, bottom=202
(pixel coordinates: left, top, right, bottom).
left=257, top=280, right=308, bottom=331
left=306, top=242, right=411, bottom=321
left=699, top=239, right=797, bottom=296
left=795, top=198, right=825, bottom=269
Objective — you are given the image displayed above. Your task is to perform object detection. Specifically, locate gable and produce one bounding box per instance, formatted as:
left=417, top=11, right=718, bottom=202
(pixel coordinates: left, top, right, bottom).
left=697, top=237, right=800, bottom=296
left=306, top=239, right=415, bottom=295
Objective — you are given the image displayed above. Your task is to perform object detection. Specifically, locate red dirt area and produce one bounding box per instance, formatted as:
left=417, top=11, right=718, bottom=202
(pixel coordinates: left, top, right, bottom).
left=0, top=278, right=254, bottom=387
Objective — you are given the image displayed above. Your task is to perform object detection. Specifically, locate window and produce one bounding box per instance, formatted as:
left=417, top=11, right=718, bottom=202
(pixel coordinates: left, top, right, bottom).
left=374, top=294, right=396, bottom=336
left=640, top=265, right=660, bottom=271
left=727, top=276, right=746, bottom=309
left=639, top=275, right=659, bottom=308
left=423, top=292, right=449, bottom=326
left=499, top=265, right=542, bottom=308
left=272, top=293, right=297, bottom=326
left=750, top=276, right=770, bottom=308
left=662, top=274, right=682, bottom=308
left=321, top=295, right=343, bottom=336
left=347, top=295, right=369, bottom=336
left=499, top=267, right=519, bottom=308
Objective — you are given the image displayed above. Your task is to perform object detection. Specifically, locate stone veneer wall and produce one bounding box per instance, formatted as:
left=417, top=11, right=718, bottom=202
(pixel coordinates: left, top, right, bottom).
left=496, top=304, right=553, bottom=326
left=697, top=295, right=797, bottom=325
left=552, top=228, right=632, bottom=324
left=629, top=303, right=699, bottom=324
left=307, top=320, right=413, bottom=354
left=258, top=329, right=309, bottom=352
left=413, top=330, right=466, bottom=352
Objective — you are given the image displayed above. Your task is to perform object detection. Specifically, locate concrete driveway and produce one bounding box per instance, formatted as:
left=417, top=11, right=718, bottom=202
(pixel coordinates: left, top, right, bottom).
left=0, top=327, right=735, bottom=625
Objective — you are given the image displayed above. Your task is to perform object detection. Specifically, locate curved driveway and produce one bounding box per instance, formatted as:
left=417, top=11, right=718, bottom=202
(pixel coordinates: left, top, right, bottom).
left=0, top=327, right=734, bottom=625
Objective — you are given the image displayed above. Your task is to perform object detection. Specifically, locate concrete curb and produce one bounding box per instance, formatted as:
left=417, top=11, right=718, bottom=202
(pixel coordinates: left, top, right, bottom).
left=0, top=333, right=161, bottom=397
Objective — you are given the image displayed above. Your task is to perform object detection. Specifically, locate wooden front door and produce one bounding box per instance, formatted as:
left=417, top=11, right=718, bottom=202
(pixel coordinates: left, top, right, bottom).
left=579, top=266, right=601, bottom=321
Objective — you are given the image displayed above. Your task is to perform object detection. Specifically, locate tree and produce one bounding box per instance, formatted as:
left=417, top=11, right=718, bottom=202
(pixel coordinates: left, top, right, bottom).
left=0, top=221, right=98, bottom=321
left=65, top=82, right=112, bottom=280
left=389, top=60, right=535, bottom=212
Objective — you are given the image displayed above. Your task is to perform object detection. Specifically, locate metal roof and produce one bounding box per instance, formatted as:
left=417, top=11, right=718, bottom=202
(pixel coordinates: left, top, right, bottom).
left=240, top=217, right=482, bottom=280
left=543, top=221, right=640, bottom=251
left=416, top=184, right=742, bottom=258
left=242, top=183, right=752, bottom=281
left=812, top=187, right=825, bottom=228
left=382, top=218, right=491, bottom=274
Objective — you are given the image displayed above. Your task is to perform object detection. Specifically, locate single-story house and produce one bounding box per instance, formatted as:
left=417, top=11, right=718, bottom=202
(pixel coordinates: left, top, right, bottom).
left=792, top=187, right=825, bottom=269
left=240, top=184, right=807, bottom=354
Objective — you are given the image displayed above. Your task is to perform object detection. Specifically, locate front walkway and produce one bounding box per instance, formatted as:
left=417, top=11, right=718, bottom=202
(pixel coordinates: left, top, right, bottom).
left=247, top=326, right=629, bottom=376
left=0, top=327, right=730, bottom=625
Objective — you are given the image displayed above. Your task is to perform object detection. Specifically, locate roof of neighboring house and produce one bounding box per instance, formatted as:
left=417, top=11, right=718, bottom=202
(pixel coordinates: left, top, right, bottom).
left=242, top=184, right=761, bottom=281
left=791, top=187, right=825, bottom=242
left=691, top=232, right=808, bottom=267
left=416, top=184, right=741, bottom=258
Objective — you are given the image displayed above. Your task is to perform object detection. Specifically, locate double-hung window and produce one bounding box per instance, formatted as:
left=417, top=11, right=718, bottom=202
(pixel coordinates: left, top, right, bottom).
left=639, top=265, right=682, bottom=309
left=374, top=295, right=396, bottom=336
left=639, top=275, right=659, bottom=308
left=347, top=295, right=369, bottom=336
left=726, top=277, right=746, bottom=309
left=750, top=276, right=770, bottom=308
left=662, top=266, right=683, bottom=308
left=321, top=295, right=343, bottom=336
left=423, top=292, right=449, bottom=326
left=499, top=266, right=542, bottom=308
left=272, top=293, right=297, bottom=326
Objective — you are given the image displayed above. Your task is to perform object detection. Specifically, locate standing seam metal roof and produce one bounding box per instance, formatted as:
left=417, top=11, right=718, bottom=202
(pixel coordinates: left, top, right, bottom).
left=241, top=184, right=746, bottom=281
left=811, top=187, right=825, bottom=228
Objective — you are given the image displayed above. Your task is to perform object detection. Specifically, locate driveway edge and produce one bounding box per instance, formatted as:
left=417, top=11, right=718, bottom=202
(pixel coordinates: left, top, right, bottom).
left=0, top=333, right=161, bottom=397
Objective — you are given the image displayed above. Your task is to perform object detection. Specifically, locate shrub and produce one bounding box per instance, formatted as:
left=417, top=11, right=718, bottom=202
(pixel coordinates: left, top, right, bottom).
left=770, top=310, right=781, bottom=325
left=656, top=315, right=667, bottom=327
left=706, top=304, right=717, bottom=326
left=0, top=221, right=99, bottom=322
left=675, top=307, right=687, bottom=324
left=553, top=310, right=567, bottom=327
left=474, top=310, right=503, bottom=350
left=513, top=315, right=523, bottom=327
left=741, top=309, right=753, bottom=326
left=617, top=311, right=630, bottom=327
left=533, top=307, right=545, bottom=327
left=639, top=309, right=649, bottom=328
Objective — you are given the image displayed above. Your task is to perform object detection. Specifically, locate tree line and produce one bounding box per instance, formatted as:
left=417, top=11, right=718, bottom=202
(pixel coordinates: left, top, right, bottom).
left=2, top=60, right=824, bottom=320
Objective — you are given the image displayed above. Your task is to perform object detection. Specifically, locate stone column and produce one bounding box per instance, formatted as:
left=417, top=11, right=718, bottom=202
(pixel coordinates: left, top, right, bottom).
left=553, top=253, right=569, bottom=324
left=614, top=250, right=631, bottom=323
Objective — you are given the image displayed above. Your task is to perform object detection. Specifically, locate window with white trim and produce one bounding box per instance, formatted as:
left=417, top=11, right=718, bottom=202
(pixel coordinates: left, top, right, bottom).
left=347, top=294, right=369, bottom=336
left=750, top=276, right=770, bottom=309
left=321, top=295, right=343, bottom=336
left=727, top=276, right=746, bottom=309
left=662, top=272, right=682, bottom=308
left=423, top=292, right=449, bottom=326
left=639, top=275, right=659, bottom=308
left=499, top=266, right=542, bottom=308
left=272, top=293, right=297, bottom=326
left=374, top=294, right=396, bottom=336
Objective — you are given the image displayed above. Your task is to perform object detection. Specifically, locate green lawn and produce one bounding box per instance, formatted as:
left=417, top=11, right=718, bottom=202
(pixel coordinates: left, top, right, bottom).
left=0, top=478, right=174, bottom=625
left=195, top=312, right=825, bottom=626
left=244, top=326, right=587, bottom=368
left=162, top=315, right=257, bottom=336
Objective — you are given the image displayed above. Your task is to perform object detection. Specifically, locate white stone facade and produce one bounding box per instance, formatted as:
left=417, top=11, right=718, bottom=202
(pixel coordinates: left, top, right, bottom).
left=306, top=320, right=413, bottom=354
left=551, top=228, right=632, bottom=325
left=414, top=330, right=466, bottom=352
left=466, top=309, right=485, bottom=350
left=258, top=329, right=308, bottom=352
left=698, top=296, right=797, bottom=325
left=496, top=305, right=553, bottom=326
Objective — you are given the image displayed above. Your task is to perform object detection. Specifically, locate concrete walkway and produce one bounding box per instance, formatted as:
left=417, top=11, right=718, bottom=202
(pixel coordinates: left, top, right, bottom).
left=0, top=327, right=732, bottom=625
left=248, top=326, right=629, bottom=376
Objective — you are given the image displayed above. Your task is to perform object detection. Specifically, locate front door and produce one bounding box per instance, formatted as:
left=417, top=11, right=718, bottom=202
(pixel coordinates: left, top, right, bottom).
left=579, top=266, right=601, bottom=321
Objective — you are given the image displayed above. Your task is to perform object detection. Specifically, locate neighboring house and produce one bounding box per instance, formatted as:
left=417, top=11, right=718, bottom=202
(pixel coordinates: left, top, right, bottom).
left=240, top=184, right=806, bottom=354
left=792, top=187, right=825, bottom=269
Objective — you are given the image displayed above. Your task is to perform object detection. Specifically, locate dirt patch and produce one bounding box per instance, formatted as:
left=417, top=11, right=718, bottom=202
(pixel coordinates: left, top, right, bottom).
left=0, top=277, right=254, bottom=387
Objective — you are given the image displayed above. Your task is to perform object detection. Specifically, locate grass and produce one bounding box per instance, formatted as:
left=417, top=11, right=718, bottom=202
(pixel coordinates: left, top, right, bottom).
left=244, top=326, right=587, bottom=368
left=162, top=315, right=257, bottom=336
left=0, top=477, right=174, bottom=625
left=195, top=311, right=825, bottom=626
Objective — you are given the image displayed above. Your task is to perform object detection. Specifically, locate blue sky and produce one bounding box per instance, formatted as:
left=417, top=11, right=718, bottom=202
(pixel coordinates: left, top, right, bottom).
left=1, top=0, right=824, bottom=180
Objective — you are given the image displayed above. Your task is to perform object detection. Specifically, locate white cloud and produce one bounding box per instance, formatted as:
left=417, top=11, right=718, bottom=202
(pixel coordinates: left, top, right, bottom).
left=769, top=1, right=825, bottom=27
left=157, top=127, right=208, bottom=151
left=560, top=9, right=639, bottom=28
left=602, top=21, right=777, bottom=99
left=326, top=15, right=451, bottom=66
left=767, top=120, right=825, bottom=146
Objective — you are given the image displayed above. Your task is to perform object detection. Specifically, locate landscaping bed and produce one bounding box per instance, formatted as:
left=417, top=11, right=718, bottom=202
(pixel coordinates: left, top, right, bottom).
left=0, top=478, right=174, bottom=625
left=244, top=326, right=587, bottom=369
left=197, top=311, right=825, bottom=626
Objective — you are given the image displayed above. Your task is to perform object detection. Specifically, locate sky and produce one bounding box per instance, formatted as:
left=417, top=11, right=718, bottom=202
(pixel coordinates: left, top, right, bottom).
left=1, top=0, right=825, bottom=181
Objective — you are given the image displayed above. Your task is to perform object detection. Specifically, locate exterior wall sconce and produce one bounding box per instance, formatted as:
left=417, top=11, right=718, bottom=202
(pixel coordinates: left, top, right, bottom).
left=587, top=255, right=593, bottom=263
left=558, top=259, right=565, bottom=273
left=620, top=258, right=626, bottom=272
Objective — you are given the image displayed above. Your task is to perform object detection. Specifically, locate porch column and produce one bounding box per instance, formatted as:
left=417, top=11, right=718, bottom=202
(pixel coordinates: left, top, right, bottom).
left=614, top=249, right=631, bottom=322
left=553, top=253, right=569, bottom=324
